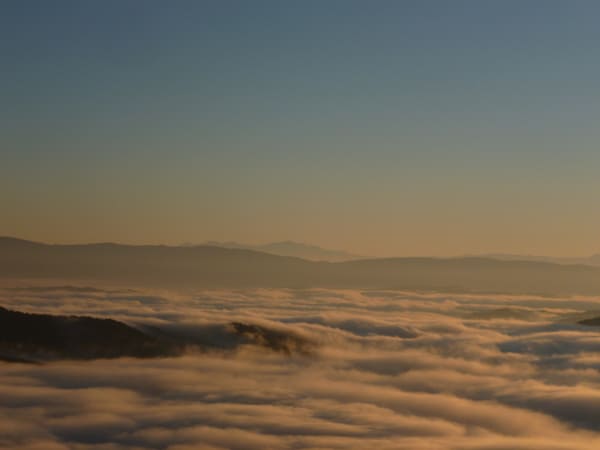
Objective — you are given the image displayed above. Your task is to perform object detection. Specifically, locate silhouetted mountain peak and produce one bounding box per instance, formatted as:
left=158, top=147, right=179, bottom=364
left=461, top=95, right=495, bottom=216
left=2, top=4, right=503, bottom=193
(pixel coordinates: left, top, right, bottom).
left=197, top=240, right=364, bottom=261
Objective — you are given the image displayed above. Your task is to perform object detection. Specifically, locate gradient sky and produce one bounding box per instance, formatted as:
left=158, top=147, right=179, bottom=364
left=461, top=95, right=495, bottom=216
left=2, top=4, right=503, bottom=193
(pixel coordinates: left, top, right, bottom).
left=2, top=0, right=600, bottom=256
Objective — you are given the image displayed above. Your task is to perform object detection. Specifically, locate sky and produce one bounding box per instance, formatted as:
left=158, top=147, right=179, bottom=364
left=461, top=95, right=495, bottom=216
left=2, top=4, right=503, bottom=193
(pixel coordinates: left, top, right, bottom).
left=2, top=0, right=600, bottom=257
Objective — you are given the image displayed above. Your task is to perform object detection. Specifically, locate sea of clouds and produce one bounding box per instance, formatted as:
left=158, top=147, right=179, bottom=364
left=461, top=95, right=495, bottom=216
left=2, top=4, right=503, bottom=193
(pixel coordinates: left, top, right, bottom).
left=2, top=284, right=600, bottom=449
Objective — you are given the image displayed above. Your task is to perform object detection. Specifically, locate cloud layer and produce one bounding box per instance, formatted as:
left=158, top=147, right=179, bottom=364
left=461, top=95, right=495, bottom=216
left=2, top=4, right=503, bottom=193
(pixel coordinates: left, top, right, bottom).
left=1, top=284, right=600, bottom=449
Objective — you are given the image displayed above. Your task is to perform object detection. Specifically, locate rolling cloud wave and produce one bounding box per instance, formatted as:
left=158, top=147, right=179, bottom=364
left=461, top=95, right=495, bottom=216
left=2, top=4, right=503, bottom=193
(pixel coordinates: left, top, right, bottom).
left=1, top=285, right=600, bottom=449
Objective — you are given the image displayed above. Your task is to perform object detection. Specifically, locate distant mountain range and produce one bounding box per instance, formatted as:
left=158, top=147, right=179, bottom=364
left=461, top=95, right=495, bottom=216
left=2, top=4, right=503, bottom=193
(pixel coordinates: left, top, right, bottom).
left=472, top=253, right=600, bottom=267
left=3, top=236, right=600, bottom=295
left=188, top=240, right=365, bottom=262
left=195, top=242, right=600, bottom=266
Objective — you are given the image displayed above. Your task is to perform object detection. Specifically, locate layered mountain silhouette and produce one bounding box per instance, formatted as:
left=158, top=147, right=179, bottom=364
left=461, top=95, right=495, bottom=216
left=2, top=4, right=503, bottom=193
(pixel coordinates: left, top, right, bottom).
left=472, top=253, right=600, bottom=267
left=197, top=240, right=364, bottom=261
left=3, top=237, right=600, bottom=295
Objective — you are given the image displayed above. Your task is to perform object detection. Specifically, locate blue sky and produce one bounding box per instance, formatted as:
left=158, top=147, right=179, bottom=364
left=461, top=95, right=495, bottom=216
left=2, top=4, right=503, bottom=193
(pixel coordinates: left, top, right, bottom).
left=2, top=1, right=599, bottom=256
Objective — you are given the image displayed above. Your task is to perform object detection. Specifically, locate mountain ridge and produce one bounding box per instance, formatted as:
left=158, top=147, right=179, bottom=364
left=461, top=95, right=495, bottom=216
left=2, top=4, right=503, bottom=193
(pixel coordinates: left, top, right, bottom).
left=470, top=252, right=600, bottom=267
left=3, top=237, right=600, bottom=295
left=192, top=240, right=365, bottom=262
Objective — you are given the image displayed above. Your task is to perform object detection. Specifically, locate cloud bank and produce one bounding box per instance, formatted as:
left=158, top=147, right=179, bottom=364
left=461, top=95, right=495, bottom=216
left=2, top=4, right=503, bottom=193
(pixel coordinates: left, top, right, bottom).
left=1, top=284, right=600, bottom=449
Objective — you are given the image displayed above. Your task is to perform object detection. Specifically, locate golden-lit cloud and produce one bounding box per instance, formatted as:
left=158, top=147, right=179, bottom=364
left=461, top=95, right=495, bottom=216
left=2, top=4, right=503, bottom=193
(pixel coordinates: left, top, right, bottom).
left=1, top=286, right=600, bottom=449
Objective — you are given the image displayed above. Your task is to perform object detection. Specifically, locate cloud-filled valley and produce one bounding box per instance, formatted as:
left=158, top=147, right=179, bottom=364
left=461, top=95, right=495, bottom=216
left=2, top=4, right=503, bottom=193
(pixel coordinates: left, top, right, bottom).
left=2, top=284, right=600, bottom=449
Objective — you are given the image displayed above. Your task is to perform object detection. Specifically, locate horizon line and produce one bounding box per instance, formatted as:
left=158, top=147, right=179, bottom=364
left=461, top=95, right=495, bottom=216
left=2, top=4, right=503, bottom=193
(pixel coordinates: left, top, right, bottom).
left=2, top=235, right=598, bottom=261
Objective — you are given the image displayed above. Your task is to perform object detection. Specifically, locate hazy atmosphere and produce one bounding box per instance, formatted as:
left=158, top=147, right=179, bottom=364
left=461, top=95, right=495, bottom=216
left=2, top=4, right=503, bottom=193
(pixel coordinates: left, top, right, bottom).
left=2, top=1, right=600, bottom=450
left=3, top=0, right=600, bottom=256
